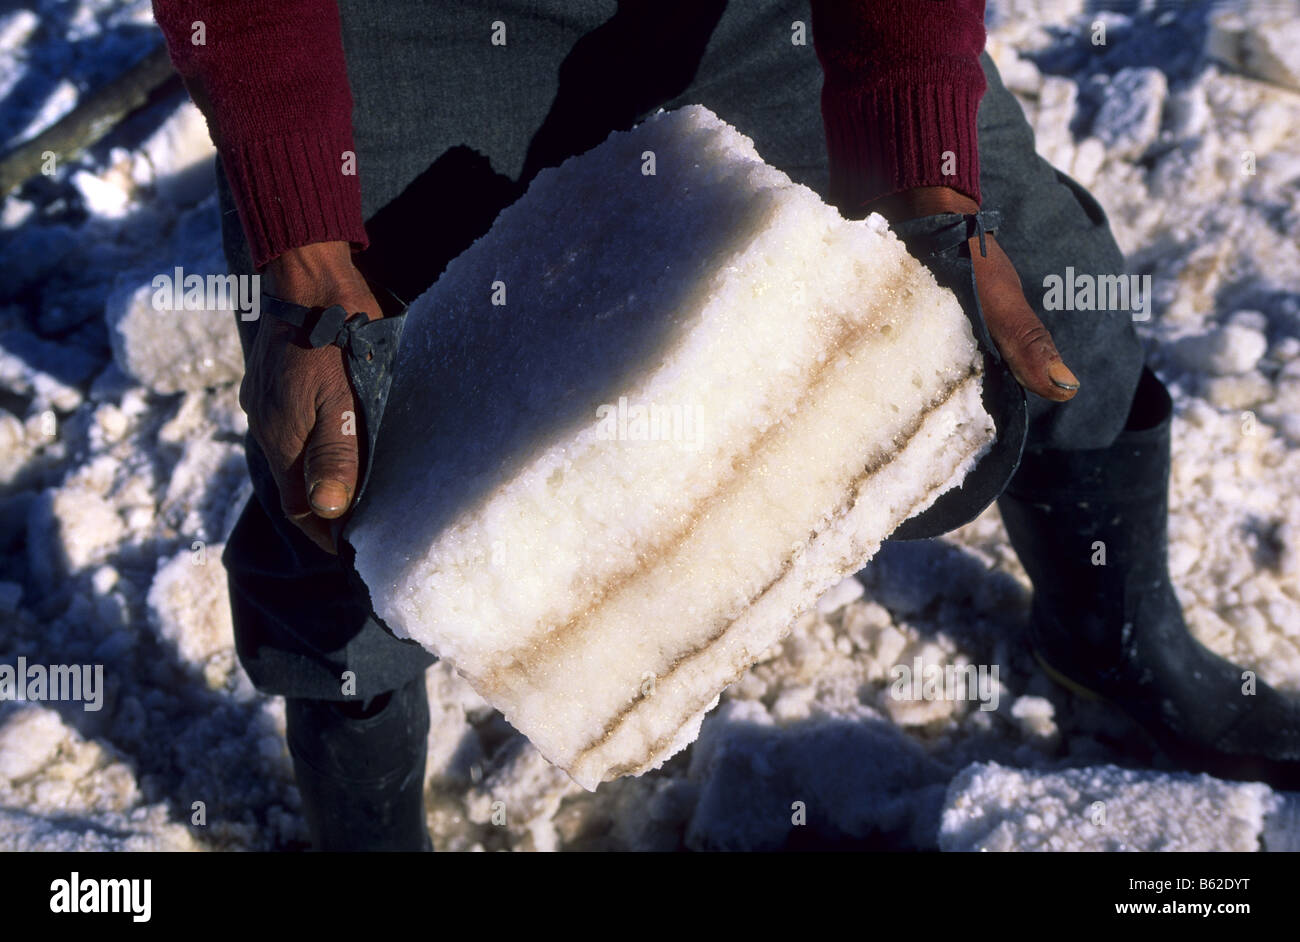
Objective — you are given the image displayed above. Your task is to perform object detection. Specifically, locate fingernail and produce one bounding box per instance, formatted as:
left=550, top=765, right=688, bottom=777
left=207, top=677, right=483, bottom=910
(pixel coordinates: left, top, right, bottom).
left=1047, top=361, right=1079, bottom=391
left=309, top=480, right=350, bottom=514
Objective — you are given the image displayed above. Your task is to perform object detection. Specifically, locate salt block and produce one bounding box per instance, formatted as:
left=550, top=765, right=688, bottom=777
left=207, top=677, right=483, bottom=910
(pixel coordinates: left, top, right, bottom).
left=1208, top=5, right=1300, bottom=94
left=349, top=105, right=993, bottom=790
left=940, top=761, right=1276, bottom=852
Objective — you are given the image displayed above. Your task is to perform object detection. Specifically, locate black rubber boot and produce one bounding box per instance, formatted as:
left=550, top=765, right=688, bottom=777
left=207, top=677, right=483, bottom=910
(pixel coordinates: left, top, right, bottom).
left=998, top=367, right=1300, bottom=788
left=286, top=673, right=433, bottom=851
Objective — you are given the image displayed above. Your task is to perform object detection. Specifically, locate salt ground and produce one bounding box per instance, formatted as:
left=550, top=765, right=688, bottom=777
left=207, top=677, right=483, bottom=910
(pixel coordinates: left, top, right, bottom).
left=1, top=0, right=1299, bottom=851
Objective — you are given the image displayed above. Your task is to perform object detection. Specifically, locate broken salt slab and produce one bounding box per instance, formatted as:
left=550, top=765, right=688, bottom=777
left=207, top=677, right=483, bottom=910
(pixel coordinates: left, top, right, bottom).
left=1208, top=3, right=1300, bottom=94
left=105, top=253, right=245, bottom=395
left=350, top=105, right=994, bottom=790
left=1170, top=324, right=1268, bottom=376
left=940, top=761, right=1277, bottom=852
left=1093, top=68, right=1167, bottom=160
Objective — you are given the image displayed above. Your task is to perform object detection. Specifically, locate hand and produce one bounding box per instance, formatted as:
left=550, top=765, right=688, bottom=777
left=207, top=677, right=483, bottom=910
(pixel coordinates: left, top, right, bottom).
left=871, top=187, right=1080, bottom=403
left=241, top=241, right=382, bottom=553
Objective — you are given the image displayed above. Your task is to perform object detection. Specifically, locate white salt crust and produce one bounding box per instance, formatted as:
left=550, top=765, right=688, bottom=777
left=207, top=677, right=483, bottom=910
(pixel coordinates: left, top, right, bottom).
left=940, top=762, right=1278, bottom=852
left=349, top=105, right=995, bottom=789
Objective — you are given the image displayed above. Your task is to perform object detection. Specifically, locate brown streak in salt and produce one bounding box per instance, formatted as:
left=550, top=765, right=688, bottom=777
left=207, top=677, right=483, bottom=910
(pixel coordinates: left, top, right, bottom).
left=573, top=367, right=981, bottom=777
left=484, top=269, right=923, bottom=682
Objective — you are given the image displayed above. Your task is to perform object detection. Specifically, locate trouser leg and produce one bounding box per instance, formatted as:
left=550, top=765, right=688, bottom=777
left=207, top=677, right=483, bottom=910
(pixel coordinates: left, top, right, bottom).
left=973, top=51, right=1146, bottom=451
left=970, top=56, right=1300, bottom=785
left=286, top=673, right=433, bottom=852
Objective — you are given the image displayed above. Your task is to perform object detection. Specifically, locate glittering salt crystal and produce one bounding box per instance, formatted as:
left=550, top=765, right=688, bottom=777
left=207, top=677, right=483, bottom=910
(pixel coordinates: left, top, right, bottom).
left=351, top=105, right=993, bottom=790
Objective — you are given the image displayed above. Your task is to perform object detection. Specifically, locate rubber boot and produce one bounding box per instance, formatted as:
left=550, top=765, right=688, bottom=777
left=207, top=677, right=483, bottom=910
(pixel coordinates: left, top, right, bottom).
left=286, top=673, right=433, bottom=851
left=997, top=366, right=1300, bottom=788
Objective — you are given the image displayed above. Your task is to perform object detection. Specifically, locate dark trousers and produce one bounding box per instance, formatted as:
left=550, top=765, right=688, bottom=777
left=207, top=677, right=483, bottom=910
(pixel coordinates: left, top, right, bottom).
left=218, top=1, right=1145, bottom=699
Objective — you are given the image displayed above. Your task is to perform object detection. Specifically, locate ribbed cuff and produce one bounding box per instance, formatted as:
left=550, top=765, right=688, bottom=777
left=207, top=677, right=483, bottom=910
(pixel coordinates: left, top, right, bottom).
left=221, top=131, right=369, bottom=270
left=822, top=78, right=984, bottom=214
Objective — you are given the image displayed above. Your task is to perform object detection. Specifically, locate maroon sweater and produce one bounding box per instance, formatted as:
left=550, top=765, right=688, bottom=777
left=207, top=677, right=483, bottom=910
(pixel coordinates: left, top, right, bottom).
left=152, top=1, right=986, bottom=270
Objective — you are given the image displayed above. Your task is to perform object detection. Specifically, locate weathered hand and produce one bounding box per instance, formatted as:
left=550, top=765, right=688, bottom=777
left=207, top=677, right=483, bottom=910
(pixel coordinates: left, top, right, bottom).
left=241, top=241, right=382, bottom=553
left=872, top=186, right=1080, bottom=403
left=968, top=232, right=1079, bottom=402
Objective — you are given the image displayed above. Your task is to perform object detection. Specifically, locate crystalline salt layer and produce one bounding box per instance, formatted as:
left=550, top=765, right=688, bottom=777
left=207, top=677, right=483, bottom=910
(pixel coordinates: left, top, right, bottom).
left=350, top=105, right=994, bottom=790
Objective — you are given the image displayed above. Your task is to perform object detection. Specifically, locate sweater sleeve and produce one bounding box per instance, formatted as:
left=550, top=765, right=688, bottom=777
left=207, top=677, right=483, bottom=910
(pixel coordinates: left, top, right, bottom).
left=151, top=1, right=368, bottom=269
left=810, top=0, right=987, bottom=214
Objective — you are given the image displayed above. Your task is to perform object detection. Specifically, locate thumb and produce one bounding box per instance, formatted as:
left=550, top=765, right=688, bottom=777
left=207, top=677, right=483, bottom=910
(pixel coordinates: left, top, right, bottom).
left=992, top=302, right=1081, bottom=404
left=303, top=389, right=360, bottom=520
left=971, top=236, right=1080, bottom=403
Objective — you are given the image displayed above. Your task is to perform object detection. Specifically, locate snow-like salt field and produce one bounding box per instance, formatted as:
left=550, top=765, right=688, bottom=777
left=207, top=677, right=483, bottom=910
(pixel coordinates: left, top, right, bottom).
left=1, top=0, right=1298, bottom=850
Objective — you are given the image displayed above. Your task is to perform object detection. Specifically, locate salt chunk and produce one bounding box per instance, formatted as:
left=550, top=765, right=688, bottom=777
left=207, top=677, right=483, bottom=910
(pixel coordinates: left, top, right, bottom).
left=0, top=806, right=200, bottom=852
left=140, top=102, right=217, bottom=205
left=1171, top=324, right=1268, bottom=375
left=1033, top=77, right=1078, bottom=169
left=72, top=169, right=132, bottom=219
left=1208, top=5, right=1300, bottom=93
left=91, top=565, right=118, bottom=595
left=816, top=576, right=865, bottom=615
left=0, top=706, right=67, bottom=783
left=27, top=487, right=125, bottom=588
left=1, top=197, right=34, bottom=229
left=1094, top=68, right=1167, bottom=160
left=0, top=9, right=38, bottom=54
left=1227, top=309, right=1269, bottom=333
left=1270, top=337, right=1300, bottom=364
left=0, top=330, right=98, bottom=411
left=940, top=761, right=1276, bottom=852
left=1204, top=371, right=1271, bottom=409
left=1069, top=136, right=1107, bottom=189
left=0, top=410, right=25, bottom=483
left=91, top=403, right=128, bottom=445
left=105, top=267, right=245, bottom=395
left=147, top=544, right=234, bottom=669
left=771, top=685, right=817, bottom=724
left=12, top=79, right=77, bottom=144
left=1009, top=695, right=1057, bottom=738
left=350, top=105, right=994, bottom=790
left=685, top=698, right=944, bottom=850
left=1164, top=86, right=1210, bottom=139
